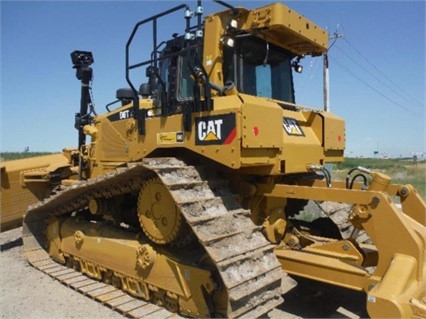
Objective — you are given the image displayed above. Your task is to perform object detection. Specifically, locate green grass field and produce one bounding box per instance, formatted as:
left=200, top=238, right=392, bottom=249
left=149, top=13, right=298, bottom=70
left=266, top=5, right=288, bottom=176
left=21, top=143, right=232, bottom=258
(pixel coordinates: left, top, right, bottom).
left=332, top=157, right=426, bottom=199
left=0, top=152, right=54, bottom=161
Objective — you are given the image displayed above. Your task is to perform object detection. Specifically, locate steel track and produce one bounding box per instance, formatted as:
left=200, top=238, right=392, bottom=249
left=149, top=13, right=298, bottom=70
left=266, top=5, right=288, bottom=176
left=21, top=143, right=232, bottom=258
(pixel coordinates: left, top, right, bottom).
left=23, top=157, right=283, bottom=318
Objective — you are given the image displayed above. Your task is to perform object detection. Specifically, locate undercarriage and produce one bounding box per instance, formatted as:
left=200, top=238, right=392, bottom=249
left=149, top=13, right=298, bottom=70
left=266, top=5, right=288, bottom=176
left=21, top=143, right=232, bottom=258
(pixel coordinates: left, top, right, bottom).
left=23, top=158, right=426, bottom=318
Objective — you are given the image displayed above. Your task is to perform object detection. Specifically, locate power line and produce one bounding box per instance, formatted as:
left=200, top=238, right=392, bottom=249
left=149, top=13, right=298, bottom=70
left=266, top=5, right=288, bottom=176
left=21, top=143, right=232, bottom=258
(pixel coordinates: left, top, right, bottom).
left=298, top=57, right=320, bottom=97
left=328, top=30, right=344, bottom=51
left=336, top=42, right=419, bottom=112
left=343, top=38, right=424, bottom=109
left=329, top=55, right=424, bottom=117
left=332, top=43, right=424, bottom=112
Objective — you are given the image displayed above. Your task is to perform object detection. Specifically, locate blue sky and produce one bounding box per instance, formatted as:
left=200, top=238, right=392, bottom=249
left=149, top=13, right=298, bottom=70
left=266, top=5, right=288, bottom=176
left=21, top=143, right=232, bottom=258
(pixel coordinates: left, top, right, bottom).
left=1, top=1, right=425, bottom=158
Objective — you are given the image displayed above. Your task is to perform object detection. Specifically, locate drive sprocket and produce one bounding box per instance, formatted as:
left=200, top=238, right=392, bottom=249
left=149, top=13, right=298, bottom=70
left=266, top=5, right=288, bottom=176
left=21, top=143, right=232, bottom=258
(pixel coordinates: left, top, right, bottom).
left=137, top=177, right=190, bottom=245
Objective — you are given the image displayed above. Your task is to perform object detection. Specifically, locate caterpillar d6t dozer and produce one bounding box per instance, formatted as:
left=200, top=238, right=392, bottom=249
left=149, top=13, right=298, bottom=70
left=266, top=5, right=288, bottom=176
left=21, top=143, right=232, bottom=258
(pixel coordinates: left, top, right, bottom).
left=22, top=1, right=426, bottom=318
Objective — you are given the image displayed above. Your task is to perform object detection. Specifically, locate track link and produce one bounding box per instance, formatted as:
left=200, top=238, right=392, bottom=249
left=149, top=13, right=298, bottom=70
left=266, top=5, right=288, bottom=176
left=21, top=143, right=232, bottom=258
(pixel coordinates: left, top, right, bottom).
left=23, top=157, right=283, bottom=318
left=144, top=158, right=283, bottom=318
left=22, top=163, right=174, bottom=318
left=22, top=251, right=182, bottom=318
left=314, top=201, right=370, bottom=244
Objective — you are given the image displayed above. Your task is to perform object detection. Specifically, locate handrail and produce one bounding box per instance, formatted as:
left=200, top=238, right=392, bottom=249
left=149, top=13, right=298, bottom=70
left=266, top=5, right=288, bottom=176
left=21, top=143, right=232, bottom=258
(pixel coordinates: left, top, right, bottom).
left=125, top=4, right=188, bottom=134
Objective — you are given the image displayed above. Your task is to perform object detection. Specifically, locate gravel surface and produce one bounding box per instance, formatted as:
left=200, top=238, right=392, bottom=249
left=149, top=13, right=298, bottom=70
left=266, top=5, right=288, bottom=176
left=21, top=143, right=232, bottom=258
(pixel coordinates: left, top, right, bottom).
left=1, top=227, right=368, bottom=319
left=1, top=227, right=122, bottom=319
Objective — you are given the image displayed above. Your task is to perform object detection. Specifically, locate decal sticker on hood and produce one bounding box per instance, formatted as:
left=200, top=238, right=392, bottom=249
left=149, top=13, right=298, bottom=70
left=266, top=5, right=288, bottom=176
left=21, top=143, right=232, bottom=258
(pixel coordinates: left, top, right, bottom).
left=195, top=113, right=236, bottom=145
left=283, top=117, right=304, bottom=136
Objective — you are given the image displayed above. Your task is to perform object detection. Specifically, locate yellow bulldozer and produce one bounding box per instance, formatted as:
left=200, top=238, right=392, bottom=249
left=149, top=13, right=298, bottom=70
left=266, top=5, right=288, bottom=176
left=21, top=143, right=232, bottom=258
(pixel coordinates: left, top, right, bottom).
left=2, top=1, right=425, bottom=318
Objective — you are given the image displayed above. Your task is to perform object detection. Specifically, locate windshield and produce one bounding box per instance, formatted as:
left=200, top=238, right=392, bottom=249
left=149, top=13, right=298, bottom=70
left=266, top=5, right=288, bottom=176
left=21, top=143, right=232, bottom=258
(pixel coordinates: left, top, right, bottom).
left=223, top=35, right=295, bottom=103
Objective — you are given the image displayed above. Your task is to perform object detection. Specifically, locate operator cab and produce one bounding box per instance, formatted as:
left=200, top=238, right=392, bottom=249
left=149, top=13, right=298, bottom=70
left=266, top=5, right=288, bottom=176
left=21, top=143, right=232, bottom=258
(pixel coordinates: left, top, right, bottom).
left=222, top=34, right=296, bottom=103
left=142, top=32, right=299, bottom=117
left=125, top=2, right=320, bottom=134
left=138, top=34, right=201, bottom=119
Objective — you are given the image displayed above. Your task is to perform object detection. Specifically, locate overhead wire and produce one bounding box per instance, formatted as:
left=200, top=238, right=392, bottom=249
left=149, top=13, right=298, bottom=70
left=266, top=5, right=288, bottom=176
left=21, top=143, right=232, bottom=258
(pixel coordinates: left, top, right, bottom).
left=333, top=43, right=424, bottom=113
left=326, top=30, right=424, bottom=117
left=342, top=38, right=424, bottom=109
left=329, top=55, right=423, bottom=117
left=298, top=57, right=320, bottom=97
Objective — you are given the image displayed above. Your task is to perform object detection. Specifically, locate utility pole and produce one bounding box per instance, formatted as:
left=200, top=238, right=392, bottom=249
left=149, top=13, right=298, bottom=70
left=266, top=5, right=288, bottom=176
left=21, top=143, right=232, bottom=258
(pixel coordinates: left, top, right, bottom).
left=323, top=53, right=330, bottom=112
left=324, top=32, right=344, bottom=112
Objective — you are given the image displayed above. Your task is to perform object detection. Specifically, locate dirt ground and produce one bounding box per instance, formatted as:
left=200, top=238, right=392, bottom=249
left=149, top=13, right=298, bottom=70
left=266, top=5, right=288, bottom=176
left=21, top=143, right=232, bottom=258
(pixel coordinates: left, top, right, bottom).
left=1, top=227, right=368, bottom=319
